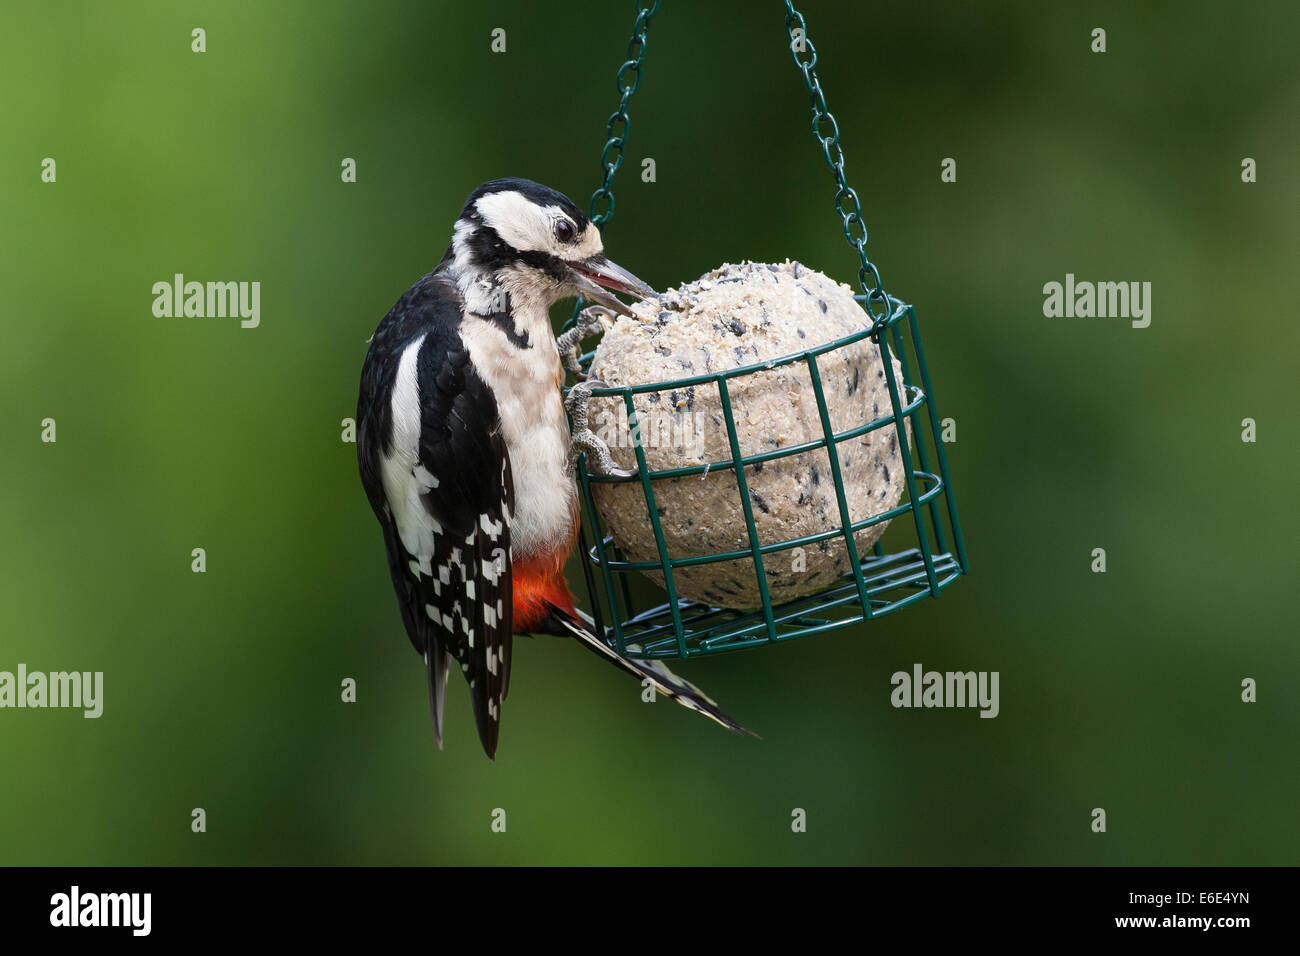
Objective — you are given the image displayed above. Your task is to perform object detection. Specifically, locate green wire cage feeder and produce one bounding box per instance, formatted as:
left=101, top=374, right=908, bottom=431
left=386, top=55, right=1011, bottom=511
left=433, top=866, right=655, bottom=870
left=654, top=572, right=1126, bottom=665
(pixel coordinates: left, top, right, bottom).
left=564, top=1, right=968, bottom=661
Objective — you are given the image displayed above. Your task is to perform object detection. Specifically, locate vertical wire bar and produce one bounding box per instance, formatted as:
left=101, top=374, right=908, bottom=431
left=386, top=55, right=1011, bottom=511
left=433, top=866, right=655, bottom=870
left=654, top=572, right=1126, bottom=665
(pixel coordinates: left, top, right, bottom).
left=577, top=461, right=625, bottom=654
left=806, top=353, right=873, bottom=618
left=575, top=489, right=605, bottom=641
left=624, top=389, right=688, bottom=657
left=612, top=542, right=636, bottom=619
left=610, top=397, right=638, bottom=617
left=878, top=317, right=941, bottom=595
left=715, top=377, right=779, bottom=642
left=906, top=305, right=969, bottom=574
left=889, top=319, right=948, bottom=558
left=857, top=298, right=889, bottom=562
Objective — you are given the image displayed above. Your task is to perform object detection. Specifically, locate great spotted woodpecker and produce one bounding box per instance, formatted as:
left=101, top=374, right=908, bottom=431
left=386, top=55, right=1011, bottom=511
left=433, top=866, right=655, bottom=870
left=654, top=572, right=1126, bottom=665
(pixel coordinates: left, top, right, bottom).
left=357, top=178, right=752, bottom=759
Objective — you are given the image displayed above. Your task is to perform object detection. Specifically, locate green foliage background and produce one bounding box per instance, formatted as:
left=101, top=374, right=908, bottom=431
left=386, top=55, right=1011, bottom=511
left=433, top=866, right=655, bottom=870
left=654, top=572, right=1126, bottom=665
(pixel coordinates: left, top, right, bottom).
left=2, top=1, right=1296, bottom=865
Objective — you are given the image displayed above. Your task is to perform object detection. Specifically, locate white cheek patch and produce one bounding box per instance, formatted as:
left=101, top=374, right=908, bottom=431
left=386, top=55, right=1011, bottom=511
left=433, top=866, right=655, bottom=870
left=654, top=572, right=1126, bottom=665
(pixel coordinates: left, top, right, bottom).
left=474, top=191, right=603, bottom=262
left=475, top=191, right=555, bottom=253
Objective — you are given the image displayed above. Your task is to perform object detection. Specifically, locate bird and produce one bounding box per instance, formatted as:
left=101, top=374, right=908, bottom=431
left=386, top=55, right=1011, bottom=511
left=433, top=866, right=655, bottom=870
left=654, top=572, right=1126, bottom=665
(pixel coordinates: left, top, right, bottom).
left=356, top=178, right=753, bottom=759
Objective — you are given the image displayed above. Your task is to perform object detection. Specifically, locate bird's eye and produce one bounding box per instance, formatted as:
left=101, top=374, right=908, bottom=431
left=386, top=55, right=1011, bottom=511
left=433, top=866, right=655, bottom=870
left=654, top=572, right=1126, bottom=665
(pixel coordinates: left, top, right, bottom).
left=554, top=220, right=575, bottom=243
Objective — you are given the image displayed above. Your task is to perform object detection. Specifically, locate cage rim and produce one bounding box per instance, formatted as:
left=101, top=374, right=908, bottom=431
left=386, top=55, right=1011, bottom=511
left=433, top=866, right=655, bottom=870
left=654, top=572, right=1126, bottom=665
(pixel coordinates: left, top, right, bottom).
left=615, top=549, right=966, bottom=660
left=575, top=293, right=909, bottom=400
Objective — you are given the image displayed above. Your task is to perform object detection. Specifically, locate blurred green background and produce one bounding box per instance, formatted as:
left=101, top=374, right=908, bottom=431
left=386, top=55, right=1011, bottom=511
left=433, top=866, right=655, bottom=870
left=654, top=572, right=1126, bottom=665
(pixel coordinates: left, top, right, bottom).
left=2, top=0, right=1296, bottom=865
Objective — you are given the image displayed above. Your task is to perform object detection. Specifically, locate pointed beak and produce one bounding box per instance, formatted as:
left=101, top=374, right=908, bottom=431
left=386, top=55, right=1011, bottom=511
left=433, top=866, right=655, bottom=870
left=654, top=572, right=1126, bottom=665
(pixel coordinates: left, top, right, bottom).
left=567, top=255, right=657, bottom=317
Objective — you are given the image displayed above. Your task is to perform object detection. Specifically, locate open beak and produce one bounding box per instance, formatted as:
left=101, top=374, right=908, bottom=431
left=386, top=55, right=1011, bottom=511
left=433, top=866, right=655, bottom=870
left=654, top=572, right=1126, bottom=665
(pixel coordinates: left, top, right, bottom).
left=567, top=255, right=657, bottom=318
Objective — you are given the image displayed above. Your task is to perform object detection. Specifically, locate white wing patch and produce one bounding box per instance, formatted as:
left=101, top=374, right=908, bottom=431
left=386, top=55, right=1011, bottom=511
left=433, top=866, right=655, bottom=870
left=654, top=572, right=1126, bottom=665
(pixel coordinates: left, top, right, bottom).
left=380, top=333, right=442, bottom=568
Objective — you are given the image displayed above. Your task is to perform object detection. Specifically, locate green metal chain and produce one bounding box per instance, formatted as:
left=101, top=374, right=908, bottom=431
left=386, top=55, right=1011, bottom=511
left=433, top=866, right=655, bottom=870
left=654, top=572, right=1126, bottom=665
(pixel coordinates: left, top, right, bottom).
left=567, top=1, right=661, bottom=641
left=573, top=2, right=888, bottom=327
left=564, top=1, right=659, bottom=334
left=783, top=0, right=891, bottom=323
left=589, top=1, right=660, bottom=227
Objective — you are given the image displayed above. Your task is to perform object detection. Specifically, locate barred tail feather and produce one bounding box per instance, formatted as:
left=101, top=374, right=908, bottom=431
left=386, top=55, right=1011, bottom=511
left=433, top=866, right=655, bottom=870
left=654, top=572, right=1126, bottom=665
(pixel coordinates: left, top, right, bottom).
left=425, top=638, right=450, bottom=749
left=549, top=608, right=758, bottom=738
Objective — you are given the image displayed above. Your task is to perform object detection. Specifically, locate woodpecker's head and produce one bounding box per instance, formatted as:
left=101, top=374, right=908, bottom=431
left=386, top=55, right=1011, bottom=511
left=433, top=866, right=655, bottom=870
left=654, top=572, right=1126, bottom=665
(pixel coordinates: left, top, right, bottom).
left=446, top=178, right=655, bottom=317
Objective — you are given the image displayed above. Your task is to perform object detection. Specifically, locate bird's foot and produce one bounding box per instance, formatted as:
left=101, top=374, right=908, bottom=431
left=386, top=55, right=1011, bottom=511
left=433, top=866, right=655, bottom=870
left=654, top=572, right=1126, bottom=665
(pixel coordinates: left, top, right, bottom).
left=565, top=379, right=637, bottom=478
left=556, top=305, right=618, bottom=378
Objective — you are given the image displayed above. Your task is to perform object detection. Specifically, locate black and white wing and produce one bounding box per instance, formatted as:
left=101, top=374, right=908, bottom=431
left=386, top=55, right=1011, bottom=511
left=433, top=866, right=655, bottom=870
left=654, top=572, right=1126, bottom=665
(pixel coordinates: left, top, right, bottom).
left=358, top=275, right=514, bottom=759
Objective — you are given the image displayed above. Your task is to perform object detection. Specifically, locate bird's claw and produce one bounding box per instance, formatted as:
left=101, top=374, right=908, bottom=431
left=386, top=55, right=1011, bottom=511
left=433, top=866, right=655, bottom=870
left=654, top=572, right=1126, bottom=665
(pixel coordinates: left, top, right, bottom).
left=556, top=305, right=618, bottom=377
left=570, top=430, right=638, bottom=478
left=565, top=379, right=638, bottom=478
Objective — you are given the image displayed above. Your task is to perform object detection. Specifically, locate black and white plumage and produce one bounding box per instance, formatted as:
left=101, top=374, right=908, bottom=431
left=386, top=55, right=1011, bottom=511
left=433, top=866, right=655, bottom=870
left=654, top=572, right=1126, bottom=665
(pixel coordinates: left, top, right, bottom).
left=357, top=178, right=754, bottom=759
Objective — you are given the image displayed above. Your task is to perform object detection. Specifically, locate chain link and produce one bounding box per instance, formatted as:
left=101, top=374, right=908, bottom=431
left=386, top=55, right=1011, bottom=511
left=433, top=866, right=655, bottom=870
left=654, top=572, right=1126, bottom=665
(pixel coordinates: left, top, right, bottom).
left=783, top=0, right=890, bottom=322
left=588, top=1, right=660, bottom=227
left=564, top=1, right=659, bottom=334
